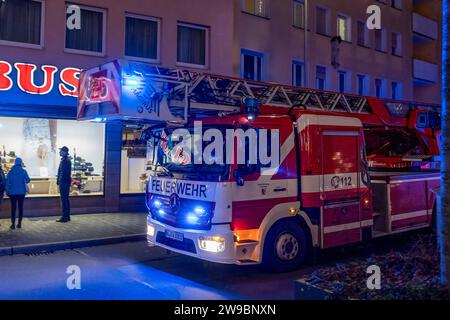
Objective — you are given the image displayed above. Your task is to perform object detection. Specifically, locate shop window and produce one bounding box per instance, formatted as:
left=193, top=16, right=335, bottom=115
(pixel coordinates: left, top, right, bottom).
left=121, top=126, right=149, bottom=194
left=177, top=23, right=208, bottom=68
left=125, top=14, right=160, bottom=62
left=65, top=4, right=106, bottom=55
left=241, top=49, right=264, bottom=81
left=0, top=118, right=105, bottom=197
left=0, top=0, right=43, bottom=48
left=293, top=0, right=305, bottom=28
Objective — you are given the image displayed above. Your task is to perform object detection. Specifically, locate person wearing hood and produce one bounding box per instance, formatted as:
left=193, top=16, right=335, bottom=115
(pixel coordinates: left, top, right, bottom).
left=5, top=158, right=30, bottom=229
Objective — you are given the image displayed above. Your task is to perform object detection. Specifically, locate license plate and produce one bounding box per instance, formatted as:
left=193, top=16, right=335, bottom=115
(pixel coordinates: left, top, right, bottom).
left=165, top=229, right=184, bottom=242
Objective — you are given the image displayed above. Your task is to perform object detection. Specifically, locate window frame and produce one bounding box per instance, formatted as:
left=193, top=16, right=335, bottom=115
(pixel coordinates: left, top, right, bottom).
left=293, top=0, right=305, bottom=29
left=315, top=6, right=330, bottom=36
left=241, top=49, right=264, bottom=81
left=391, top=32, right=402, bottom=57
left=292, top=60, right=305, bottom=87
left=375, top=78, right=387, bottom=98
left=337, top=13, right=351, bottom=42
left=64, top=4, right=107, bottom=57
left=357, top=20, right=370, bottom=48
left=241, top=0, right=269, bottom=18
left=357, top=74, right=370, bottom=96
left=124, top=13, right=161, bottom=63
left=176, top=22, right=209, bottom=69
left=338, top=70, right=352, bottom=93
left=315, top=65, right=327, bottom=90
left=391, top=81, right=402, bottom=100
left=0, top=0, right=45, bottom=50
left=374, top=28, right=387, bottom=53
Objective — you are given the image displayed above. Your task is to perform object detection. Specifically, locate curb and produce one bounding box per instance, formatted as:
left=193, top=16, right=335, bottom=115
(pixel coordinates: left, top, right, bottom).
left=0, top=233, right=146, bottom=257
left=294, top=279, right=335, bottom=300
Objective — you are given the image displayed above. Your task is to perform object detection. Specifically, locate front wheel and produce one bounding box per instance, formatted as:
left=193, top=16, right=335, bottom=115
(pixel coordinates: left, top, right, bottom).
left=262, top=219, right=309, bottom=273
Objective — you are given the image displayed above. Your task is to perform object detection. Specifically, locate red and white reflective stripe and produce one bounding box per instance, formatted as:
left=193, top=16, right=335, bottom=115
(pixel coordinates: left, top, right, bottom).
left=323, top=219, right=373, bottom=234
left=391, top=210, right=428, bottom=221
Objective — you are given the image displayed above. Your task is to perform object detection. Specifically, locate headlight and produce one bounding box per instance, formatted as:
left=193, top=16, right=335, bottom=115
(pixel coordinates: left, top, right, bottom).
left=198, top=236, right=225, bottom=253
left=147, top=224, right=155, bottom=237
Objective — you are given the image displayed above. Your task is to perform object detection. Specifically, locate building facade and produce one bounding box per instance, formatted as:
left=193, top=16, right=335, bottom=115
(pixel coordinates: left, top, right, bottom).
left=0, top=0, right=441, bottom=217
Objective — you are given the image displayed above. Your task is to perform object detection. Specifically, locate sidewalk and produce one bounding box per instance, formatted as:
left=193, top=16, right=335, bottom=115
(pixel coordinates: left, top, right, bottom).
left=0, top=213, right=147, bottom=256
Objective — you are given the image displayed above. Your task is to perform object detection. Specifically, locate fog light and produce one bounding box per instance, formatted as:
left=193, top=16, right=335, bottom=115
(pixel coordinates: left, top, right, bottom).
left=198, top=236, right=225, bottom=253
left=147, top=224, right=155, bottom=237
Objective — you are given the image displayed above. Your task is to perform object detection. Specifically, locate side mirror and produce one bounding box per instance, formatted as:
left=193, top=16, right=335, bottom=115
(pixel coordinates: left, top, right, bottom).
left=233, top=169, right=245, bottom=186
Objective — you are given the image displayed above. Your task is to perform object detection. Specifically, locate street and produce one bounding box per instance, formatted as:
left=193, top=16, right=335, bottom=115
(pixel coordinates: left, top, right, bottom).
left=0, top=241, right=315, bottom=300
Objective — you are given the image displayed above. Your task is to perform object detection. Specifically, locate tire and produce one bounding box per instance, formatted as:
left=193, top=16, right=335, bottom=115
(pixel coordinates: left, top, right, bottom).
left=262, top=219, right=309, bottom=273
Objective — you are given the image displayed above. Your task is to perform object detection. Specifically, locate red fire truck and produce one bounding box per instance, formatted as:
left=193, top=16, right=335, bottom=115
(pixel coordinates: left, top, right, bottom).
left=78, top=60, right=440, bottom=272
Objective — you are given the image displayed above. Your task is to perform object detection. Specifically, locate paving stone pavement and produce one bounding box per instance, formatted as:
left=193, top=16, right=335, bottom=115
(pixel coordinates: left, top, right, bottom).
left=0, top=213, right=147, bottom=251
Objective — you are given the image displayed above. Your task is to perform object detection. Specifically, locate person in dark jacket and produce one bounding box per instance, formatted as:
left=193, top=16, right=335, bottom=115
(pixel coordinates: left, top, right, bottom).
left=57, top=146, right=72, bottom=223
left=5, top=158, right=31, bottom=229
left=0, top=157, right=6, bottom=227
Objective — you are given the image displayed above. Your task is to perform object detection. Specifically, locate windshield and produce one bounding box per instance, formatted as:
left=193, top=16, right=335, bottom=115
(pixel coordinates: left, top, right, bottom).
left=147, top=126, right=230, bottom=181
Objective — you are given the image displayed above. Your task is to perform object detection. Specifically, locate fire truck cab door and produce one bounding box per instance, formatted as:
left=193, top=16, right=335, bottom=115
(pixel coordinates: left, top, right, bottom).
left=320, top=130, right=362, bottom=248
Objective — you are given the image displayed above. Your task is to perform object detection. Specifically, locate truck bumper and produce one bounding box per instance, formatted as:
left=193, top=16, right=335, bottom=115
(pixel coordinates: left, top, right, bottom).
left=147, top=216, right=239, bottom=265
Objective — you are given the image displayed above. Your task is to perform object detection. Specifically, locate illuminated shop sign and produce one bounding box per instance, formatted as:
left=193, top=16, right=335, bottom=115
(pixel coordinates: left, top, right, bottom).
left=0, top=60, right=81, bottom=108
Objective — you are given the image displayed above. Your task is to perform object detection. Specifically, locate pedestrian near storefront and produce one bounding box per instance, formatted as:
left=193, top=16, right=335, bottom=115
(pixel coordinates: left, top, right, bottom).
left=0, top=157, right=6, bottom=226
left=56, top=146, right=72, bottom=223
left=5, top=158, right=30, bottom=230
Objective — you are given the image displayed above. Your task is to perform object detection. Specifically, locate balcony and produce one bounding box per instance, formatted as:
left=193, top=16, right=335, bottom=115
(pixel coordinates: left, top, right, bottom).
left=413, top=13, right=438, bottom=40
left=413, top=59, right=438, bottom=83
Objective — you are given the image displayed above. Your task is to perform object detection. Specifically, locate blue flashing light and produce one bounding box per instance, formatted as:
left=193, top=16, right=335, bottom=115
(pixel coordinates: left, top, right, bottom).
left=92, top=117, right=105, bottom=123
left=158, top=209, right=166, bottom=216
left=194, top=206, right=206, bottom=215
left=124, top=76, right=142, bottom=88
left=153, top=200, right=162, bottom=209
left=186, top=213, right=199, bottom=224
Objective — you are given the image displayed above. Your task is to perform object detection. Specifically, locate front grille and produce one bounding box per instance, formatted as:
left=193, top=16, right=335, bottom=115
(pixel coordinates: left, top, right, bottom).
left=150, top=195, right=215, bottom=230
left=156, top=231, right=197, bottom=254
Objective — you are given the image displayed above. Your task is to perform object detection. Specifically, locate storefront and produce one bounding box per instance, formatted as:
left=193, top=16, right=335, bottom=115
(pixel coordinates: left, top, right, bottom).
left=0, top=60, right=147, bottom=217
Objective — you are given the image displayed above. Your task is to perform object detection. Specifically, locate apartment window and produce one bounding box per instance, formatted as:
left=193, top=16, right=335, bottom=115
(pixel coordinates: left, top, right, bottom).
left=391, top=81, right=402, bottom=100
left=375, top=28, right=387, bottom=52
left=125, top=15, right=160, bottom=61
left=293, top=0, right=305, bottom=28
left=357, top=21, right=370, bottom=47
left=316, top=66, right=327, bottom=90
left=65, top=5, right=105, bottom=55
left=316, top=7, right=329, bottom=36
left=391, top=0, right=402, bottom=9
left=391, top=32, right=402, bottom=56
left=375, top=79, right=386, bottom=98
left=337, top=14, right=351, bottom=42
left=357, top=74, right=369, bottom=96
left=0, top=0, right=43, bottom=47
left=242, top=0, right=268, bottom=18
left=339, top=71, right=351, bottom=93
left=292, top=61, right=304, bottom=86
left=177, top=23, right=208, bottom=67
left=242, top=49, right=264, bottom=81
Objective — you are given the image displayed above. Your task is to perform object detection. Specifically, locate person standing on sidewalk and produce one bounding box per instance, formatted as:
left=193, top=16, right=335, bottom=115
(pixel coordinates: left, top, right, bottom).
left=56, top=146, right=72, bottom=223
left=5, top=158, right=30, bottom=230
left=0, top=157, right=6, bottom=227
